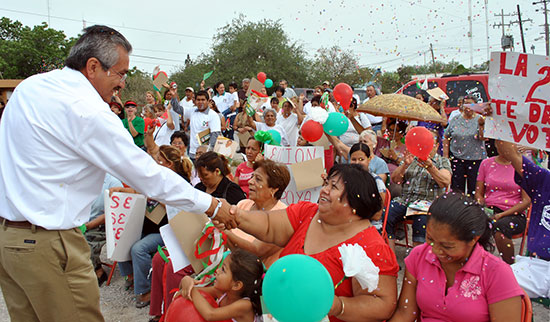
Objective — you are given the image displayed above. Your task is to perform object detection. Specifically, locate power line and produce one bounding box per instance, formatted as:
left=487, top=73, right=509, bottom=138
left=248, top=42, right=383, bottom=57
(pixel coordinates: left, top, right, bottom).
left=0, top=7, right=211, bottom=40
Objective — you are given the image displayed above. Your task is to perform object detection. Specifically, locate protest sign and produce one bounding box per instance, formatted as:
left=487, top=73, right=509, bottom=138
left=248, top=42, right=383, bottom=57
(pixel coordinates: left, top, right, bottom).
left=159, top=224, right=191, bottom=272
left=213, top=137, right=239, bottom=158
left=485, top=52, right=550, bottom=150
left=104, top=191, right=146, bottom=261
left=169, top=211, right=211, bottom=273
left=196, top=128, right=211, bottom=146
left=246, top=78, right=264, bottom=97
left=264, top=145, right=324, bottom=205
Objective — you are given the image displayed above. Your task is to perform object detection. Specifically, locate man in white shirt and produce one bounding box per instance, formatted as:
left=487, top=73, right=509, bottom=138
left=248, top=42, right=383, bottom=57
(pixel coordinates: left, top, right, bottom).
left=0, top=25, right=234, bottom=322
left=179, top=87, right=195, bottom=109
left=183, top=90, right=222, bottom=160
left=212, top=82, right=233, bottom=115
left=339, top=98, right=372, bottom=147
left=279, top=80, right=297, bottom=98
left=362, top=85, right=384, bottom=131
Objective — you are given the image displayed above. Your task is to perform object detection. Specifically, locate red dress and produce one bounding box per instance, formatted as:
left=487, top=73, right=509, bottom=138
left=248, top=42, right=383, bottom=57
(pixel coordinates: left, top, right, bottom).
left=279, top=202, right=399, bottom=322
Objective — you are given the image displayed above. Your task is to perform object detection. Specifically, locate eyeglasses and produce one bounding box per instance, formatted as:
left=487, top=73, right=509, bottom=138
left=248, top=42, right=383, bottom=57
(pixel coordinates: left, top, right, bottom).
left=107, top=69, right=128, bottom=83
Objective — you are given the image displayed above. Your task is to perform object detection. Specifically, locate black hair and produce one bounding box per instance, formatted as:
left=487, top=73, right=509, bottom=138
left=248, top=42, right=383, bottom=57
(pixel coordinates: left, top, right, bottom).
left=163, top=89, right=171, bottom=100
left=270, top=97, right=279, bottom=104
left=274, top=86, right=285, bottom=95
left=350, top=97, right=358, bottom=109
left=229, top=82, right=238, bottom=90
left=228, top=249, right=264, bottom=316
left=214, top=81, right=224, bottom=92
left=387, top=119, right=408, bottom=135
left=326, top=164, right=381, bottom=219
left=349, top=143, right=371, bottom=158
left=170, top=131, right=189, bottom=147
left=428, top=192, right=494, bottom=252
left=195, top=151, right=230, bottom=176
left=195, top=90, right=209, bottom=100
left=310, top=95, right=321, bottom=105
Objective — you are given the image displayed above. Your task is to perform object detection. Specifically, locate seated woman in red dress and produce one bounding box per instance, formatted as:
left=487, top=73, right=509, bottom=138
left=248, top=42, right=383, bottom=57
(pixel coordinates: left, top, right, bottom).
left=230, top=163, right=399, bottom=322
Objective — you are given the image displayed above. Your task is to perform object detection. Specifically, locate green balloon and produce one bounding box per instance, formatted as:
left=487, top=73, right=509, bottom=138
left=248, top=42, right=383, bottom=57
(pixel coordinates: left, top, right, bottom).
left=263, top=255, right=334, bottom=322
left=267, top=129, right=281, bottom=146
left=265, top=78, right=274, bottom=88
left=323, top=112, right=349, bottom=136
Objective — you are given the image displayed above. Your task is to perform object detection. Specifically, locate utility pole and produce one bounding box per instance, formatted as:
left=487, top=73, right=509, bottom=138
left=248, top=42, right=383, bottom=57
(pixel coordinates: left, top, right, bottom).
left=533, top=0, right=550, bottom=56
left=510, top=5, right=533, bottom=53
left=468, top=0, right=474, bottom=68
left=493, top=9, right=515, bottom=51
left=47, top=0, right=51, bottom=26
left=430, top=44, right=437, bottom=77
left=484, top=0, right=490, bottom=62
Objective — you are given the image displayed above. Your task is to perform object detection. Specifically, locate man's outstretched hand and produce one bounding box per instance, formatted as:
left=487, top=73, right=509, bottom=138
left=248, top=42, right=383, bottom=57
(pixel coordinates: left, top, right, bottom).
left=206, top=198, right=238, bottom=229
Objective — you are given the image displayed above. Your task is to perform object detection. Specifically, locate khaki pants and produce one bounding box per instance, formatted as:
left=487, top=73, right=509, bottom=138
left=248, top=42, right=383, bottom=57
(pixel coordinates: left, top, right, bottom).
left=0, top=224, right=104, bottom=322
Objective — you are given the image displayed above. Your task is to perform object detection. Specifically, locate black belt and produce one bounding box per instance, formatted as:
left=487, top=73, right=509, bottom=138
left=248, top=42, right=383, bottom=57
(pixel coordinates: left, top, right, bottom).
left=371, top=122, right=383, bottom=126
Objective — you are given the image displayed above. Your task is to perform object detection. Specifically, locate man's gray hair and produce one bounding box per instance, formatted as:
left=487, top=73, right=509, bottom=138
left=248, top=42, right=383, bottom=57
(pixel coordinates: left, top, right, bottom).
left=65, top=25, right=132, bottom=71
left=242, top=78, right=250, bottom=83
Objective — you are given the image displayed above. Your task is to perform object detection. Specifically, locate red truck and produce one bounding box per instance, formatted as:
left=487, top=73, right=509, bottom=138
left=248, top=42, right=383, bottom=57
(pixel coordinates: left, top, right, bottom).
left=396, top=73, right=490, bottom=114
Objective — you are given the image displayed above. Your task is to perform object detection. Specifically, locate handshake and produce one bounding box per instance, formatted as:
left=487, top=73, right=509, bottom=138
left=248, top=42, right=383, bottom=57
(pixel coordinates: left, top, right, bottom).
left=205, top=198, right=241, bottom=230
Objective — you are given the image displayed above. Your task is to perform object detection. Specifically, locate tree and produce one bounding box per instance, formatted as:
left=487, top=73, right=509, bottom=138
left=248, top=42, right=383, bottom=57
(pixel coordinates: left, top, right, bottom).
left=0, top=18, right=75, bottom=79
left=119, top=67, right=154, bottom=106
left=170, top=15, right=311, bottom=93
left=310, top=46, right=373, bottom=87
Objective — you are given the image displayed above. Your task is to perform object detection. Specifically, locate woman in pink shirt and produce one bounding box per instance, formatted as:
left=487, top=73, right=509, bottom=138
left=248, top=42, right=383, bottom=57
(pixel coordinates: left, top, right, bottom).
left=390, top=193, right=523, bottom=322
left=475, top=145, right=530, bottom=264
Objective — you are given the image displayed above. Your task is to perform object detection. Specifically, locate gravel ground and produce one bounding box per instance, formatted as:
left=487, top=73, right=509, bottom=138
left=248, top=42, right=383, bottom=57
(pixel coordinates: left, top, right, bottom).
left=1, top=236, right=549, bottom=321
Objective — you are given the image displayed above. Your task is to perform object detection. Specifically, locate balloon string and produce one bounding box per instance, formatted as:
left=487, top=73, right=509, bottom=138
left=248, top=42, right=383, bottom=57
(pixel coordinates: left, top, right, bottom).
left=335, top=276, right=348, bottom=290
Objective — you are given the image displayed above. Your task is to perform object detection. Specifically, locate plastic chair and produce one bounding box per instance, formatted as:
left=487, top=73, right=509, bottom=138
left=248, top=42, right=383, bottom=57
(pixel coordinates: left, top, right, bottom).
left=395, top=219, right=415, bottom=249
left=101, top=261, right=118, bottom=286
left=512, top=207, right=531, bottom=257
left=521, top=290, right=533, bottom=322
left=380, top=188, right=391, bottom=243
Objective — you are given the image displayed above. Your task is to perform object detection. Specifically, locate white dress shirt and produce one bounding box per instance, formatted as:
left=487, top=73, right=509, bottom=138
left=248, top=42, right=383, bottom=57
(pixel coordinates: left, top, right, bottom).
left=0, top=67, right=212, bottom=229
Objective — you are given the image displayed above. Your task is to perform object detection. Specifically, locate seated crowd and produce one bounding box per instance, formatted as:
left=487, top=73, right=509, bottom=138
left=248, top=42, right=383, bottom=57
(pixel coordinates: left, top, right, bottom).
left=85, top=79, right=548, bottom=322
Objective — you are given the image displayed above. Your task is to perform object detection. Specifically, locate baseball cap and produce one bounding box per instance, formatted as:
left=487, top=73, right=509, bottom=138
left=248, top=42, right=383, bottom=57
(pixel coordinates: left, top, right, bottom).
left=322, top=80, right=330, bottom=85
left=124, top=100, right=137, bottom=107
left=185, top=87, right=194, bottom=92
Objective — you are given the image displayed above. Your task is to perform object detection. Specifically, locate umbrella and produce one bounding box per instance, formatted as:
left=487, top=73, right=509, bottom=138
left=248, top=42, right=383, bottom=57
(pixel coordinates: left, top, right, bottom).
left=357, top=94, right=445, bottom=123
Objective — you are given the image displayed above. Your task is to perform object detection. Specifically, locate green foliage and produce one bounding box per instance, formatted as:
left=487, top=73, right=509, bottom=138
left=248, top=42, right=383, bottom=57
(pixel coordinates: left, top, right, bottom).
left=170, top=14, right=310, bottom=94
left=310, top=46, right=373, bottom=88
left=120, top=67, right=154, bottom=105
left=0, top=17, right=75, bottom=79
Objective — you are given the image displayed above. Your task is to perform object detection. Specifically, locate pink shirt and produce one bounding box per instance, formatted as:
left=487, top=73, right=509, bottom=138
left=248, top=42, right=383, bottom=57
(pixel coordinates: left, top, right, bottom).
left=234, top=162, right=254, bottom=197
left=405, top=243, right=523, bottom=322
left=477, top=157, right=523, bottom=210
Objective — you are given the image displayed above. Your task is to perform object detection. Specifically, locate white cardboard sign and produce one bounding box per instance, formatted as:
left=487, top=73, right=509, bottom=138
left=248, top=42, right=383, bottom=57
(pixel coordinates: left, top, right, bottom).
left=104, top=191, right=146, bottom=261
left=486, top=51, right=550, bottom=151
left=264, top=145, right=324, bottom=205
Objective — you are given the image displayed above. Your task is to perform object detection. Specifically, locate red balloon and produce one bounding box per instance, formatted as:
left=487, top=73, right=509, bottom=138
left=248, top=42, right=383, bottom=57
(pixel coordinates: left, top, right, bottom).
left=257, top=72, right=267, bottom=84
left=405, top=126, right=434, bottom=161
left=332, top=83, right=353, bottom=111
left=165, top=290, right=231, bottom=322
left=301, top=120, right=324, bottom=142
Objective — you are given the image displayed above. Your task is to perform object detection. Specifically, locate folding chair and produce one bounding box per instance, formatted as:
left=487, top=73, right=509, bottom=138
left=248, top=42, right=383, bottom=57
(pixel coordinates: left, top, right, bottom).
left=512, top=207, right=531, bottom=257
left=395, top=219, right=415, bottom=249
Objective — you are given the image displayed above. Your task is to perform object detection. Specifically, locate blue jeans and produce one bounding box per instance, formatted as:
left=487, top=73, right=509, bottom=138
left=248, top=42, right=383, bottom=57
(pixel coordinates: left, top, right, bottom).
left=118, top=233, right=164, bottom=295
left=383, top=201, right=427, bottom=243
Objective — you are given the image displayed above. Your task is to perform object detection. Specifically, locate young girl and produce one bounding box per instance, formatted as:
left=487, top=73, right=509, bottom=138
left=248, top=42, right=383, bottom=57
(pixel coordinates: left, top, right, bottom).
left=178, top=249, right=263, bottom=322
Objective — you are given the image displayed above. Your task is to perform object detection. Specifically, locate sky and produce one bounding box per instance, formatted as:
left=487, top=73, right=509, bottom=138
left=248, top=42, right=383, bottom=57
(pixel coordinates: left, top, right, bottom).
left=1, top=0, right=544, bottom=76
